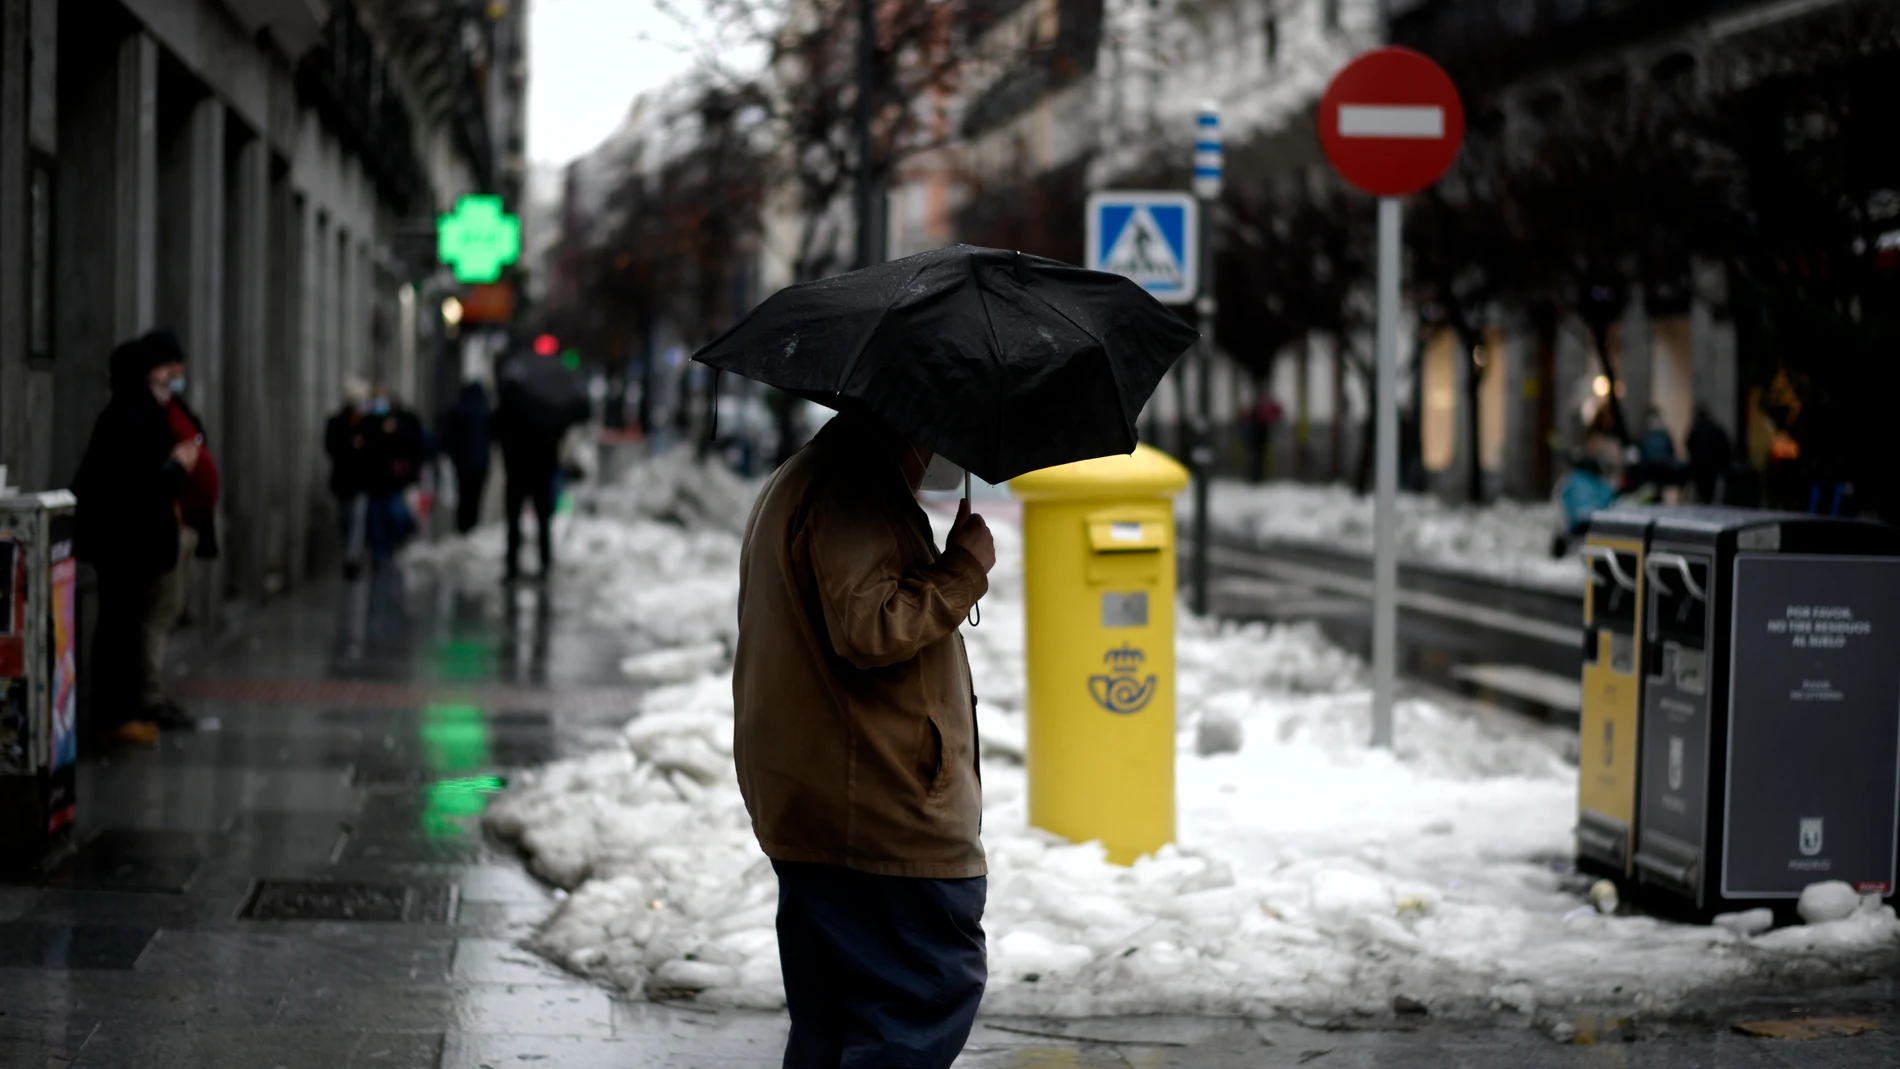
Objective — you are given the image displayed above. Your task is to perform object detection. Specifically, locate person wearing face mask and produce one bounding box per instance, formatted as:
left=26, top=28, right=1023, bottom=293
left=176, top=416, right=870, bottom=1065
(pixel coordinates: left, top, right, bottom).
left=732, top=406, right=995, bottom=1069
left=356, top=386, right=426, bottom=568
left=73, top=328, right=220, bottom=745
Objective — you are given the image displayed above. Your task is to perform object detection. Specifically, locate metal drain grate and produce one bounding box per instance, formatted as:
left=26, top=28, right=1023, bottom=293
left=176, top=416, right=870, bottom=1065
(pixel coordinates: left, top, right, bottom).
left=239, top=879, right=458, bottom=924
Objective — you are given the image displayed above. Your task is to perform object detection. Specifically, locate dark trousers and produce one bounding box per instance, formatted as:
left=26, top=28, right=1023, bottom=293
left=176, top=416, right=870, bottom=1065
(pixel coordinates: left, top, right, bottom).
left=772, top=860, right=987, bottom=1069
left=504, top=465, right=555, bottom=576
left=454, top=464, right=488, bottom=534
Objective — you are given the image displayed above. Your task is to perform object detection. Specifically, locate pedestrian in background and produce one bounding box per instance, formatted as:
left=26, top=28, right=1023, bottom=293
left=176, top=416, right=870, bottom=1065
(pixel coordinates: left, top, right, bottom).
left=733, top=408, right=996, bottom=1069
left=359, top=386, right=426, bottom=567
left=73, top=329, right=219, bottom=744
left=324, top=377, right=373, bottom=579
left=439, top=380, right=493, bottom=534
left=493, top=352, right=587, bottom=581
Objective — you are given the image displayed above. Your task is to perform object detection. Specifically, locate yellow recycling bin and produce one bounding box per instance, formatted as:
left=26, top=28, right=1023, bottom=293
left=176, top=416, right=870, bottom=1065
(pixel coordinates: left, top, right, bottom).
left=1010, top=445, right=1190, bottom=865
left=1575, top=509, right=1655, bottom=880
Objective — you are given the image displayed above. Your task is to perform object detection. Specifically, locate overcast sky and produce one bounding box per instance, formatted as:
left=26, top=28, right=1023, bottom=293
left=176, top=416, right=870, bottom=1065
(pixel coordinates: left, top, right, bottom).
left=527, top=0, right=707, bottom=167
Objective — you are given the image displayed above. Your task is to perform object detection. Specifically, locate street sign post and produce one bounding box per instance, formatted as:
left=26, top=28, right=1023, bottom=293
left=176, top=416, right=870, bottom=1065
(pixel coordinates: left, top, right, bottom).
left=1188, top=104, right=1221, bottom=620
left=1319, top=47, right=1465, bottom=749
left=1086, top=192, right=1198, bottom=306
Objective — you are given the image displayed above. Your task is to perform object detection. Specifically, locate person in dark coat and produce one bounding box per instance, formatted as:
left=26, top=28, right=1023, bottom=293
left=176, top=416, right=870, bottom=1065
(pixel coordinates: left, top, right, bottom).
left=73, top=329, right=219, bottom=744
left=438, top=381, right=494, bottom=534
left=492, top=357, right=587, bottom=581
left=324, top=378, right=373, bottom=579
left=358, top=387, right=426, bottom=568
left=1686, top=405, right=1733, bottom=505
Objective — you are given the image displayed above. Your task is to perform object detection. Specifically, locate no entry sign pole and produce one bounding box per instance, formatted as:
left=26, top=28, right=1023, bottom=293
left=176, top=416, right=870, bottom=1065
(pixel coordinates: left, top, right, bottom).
left=1372, top=197, right=1401, bottom=749
left=1319, top=48, right=1464, bottom=749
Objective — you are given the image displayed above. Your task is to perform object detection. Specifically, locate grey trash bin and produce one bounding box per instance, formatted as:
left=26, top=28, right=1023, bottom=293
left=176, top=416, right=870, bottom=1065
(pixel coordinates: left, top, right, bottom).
left=1630, top=508, right=1900, bottom=918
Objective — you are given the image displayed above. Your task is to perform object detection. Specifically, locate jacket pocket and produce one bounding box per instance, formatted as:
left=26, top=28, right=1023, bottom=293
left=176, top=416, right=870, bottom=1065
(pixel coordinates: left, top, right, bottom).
left=919, top=713, right=946, bottom=796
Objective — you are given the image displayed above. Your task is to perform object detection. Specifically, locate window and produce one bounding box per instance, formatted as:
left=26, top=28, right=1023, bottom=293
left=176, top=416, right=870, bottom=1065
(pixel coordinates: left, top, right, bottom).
left=1265, top=14, right=1279, bottom=63
left=1323, top=0, right=1341, bottom=32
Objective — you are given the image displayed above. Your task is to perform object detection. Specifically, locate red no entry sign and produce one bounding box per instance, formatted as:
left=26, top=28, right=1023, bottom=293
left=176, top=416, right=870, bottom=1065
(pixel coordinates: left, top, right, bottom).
left=1320, top=47, right=1465, bottom=198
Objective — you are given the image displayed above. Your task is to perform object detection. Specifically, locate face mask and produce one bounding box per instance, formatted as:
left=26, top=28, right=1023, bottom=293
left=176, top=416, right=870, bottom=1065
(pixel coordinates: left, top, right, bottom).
left=918, top=449, right=965, bottom=492
left=370, top=399, right=390, bottom=416
left=168, top=375, right=187, bottom=397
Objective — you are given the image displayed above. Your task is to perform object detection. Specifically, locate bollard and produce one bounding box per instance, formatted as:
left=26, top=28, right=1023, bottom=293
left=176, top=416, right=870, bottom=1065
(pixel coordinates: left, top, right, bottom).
left=1010, top=445, right=1190, bottom=865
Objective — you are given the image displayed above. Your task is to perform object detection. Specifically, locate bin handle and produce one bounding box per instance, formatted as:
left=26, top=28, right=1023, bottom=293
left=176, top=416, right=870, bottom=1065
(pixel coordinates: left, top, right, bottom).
left=1580, top=545, right=1638, bottom=592
left=1645, top=552, right=1706, bottom=603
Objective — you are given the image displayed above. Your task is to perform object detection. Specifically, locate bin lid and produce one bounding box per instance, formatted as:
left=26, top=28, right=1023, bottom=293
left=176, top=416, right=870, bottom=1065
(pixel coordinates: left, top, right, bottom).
left=1009, top=444, right=1190, bottom=502
left=1585, top=505, right=1673, bottom=542
left=1646, top=506, right=1900, bottom=554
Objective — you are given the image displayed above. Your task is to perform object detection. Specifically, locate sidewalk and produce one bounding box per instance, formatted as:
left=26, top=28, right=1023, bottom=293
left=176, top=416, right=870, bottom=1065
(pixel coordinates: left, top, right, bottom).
left=0, top=564, right=1891, bottom=1067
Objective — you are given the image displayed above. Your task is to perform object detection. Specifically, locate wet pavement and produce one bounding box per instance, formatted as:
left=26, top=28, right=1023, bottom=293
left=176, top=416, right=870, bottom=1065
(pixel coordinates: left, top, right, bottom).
left=0, top=562, right=1893, bottom=1067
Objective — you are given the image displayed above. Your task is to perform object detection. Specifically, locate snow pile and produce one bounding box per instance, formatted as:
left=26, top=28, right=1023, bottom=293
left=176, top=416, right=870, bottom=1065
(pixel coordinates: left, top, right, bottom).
left=476, top=463, right=1898, bottom=1018
left=1197, top=481, right=1579, bottom=594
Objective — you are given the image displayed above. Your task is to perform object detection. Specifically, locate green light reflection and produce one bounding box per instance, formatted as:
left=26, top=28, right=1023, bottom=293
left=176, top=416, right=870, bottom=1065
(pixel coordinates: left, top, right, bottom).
left=419, top=704, right=497, bottom=840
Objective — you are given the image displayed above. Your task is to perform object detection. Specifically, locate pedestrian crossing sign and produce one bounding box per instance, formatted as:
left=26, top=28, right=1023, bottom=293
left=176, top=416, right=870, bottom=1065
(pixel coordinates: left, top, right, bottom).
left=1086, top=191, right=1198, bottom=305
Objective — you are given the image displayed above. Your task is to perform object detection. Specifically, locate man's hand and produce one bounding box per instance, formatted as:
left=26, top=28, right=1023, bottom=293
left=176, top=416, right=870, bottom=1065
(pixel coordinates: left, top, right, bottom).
left=948, top=497, right=995, bottom=575
left=171, top=437, right=202, bottom=473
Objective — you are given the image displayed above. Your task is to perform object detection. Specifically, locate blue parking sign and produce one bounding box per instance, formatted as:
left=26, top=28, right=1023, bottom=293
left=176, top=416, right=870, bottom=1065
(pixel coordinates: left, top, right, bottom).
left=1086, top=192, right=1198, bottom=305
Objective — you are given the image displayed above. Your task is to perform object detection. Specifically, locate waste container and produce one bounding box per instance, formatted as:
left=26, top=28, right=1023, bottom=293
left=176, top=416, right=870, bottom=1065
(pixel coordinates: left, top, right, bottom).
left=1575, top=507, right=1664, bottom=879
left=1630, top=508, right=1900, bottom=916
left=1011, top=445, right=1189, bottom=865
left=0, top=491, right=80, bottom=874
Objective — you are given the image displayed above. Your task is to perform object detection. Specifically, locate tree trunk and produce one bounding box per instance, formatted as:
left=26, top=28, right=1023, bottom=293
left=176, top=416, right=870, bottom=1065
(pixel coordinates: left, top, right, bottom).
left=1354, top=354, right=1376, bottom=495
left=1294, top=336, right=1310, bottom=480
left=1248, top=371, right=1270, bottom=484
left=1462, top=326, right=1486, bottom=505
left=1532, top=309, right=1558, bottom=494
left=1330, top=334, right=1345, bottom=483
left=1589, top=319, right=1633, bottom=445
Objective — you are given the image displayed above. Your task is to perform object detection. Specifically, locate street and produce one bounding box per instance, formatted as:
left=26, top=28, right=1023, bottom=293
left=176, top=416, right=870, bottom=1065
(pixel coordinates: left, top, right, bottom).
left=0, top=533, right=1894, bottom=1066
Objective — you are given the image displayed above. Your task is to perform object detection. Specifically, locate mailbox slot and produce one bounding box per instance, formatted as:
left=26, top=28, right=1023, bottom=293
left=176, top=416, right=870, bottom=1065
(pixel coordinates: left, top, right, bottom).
left=1085, top=508, right=1168, bottom=585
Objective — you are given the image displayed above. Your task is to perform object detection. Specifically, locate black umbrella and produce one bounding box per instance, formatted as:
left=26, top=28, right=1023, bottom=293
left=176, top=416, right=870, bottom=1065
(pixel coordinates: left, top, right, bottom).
left=497, top=354, right=589, bottom=439
left=692, top=245, right=1199, bottom=484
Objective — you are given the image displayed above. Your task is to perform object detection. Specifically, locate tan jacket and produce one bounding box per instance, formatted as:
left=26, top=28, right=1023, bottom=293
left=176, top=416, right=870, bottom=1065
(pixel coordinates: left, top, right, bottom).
left=733, top=418, right=989, bottom=878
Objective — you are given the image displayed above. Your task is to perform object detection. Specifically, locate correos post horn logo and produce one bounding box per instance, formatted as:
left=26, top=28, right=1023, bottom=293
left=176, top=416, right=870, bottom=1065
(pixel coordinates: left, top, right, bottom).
left=1090, top=644, right=1157, bottom=715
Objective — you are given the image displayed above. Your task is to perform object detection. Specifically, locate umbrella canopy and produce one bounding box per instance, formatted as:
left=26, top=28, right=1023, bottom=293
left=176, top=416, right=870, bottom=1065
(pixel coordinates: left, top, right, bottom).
left=692, top=245, right=1199, bottom=484
left=497, top=353, right=589, bottom=439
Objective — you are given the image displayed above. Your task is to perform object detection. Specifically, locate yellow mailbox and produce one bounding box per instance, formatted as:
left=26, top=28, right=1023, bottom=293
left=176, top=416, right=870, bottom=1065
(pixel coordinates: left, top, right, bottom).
left=1010, top=445, right=1190, bottom=864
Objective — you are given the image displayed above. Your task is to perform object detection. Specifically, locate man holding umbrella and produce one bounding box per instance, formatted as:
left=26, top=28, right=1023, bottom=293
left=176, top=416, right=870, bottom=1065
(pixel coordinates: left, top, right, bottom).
left=707, top=246, right=1196, bottom=1068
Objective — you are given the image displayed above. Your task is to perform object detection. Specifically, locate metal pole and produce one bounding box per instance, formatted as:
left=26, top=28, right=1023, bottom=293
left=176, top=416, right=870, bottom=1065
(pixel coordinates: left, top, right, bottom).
left=1192, top=222, right=1213, bottom=618
left=854, top=0, right=875, bottom=270
left=1191, top=103, right=1221, bottom=618
left=1372, top=196, right=1401, bottom=748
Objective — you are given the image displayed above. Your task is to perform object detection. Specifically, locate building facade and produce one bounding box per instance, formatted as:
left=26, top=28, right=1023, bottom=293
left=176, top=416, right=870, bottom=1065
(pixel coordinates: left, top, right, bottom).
left=0, top=0, right=523, bottom=610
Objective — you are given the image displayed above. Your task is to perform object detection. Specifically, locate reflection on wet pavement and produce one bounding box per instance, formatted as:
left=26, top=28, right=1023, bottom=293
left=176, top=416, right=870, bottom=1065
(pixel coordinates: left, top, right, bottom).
left=0, top=564, right=1891, bottom=1067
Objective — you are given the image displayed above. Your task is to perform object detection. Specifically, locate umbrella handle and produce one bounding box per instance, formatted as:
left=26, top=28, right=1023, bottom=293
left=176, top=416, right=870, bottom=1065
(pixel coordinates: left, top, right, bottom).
left=963, top=470, right=980, bottom=626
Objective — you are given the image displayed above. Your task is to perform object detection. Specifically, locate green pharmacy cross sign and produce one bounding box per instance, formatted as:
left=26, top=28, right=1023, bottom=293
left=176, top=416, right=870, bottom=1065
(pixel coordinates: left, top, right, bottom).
left=437, top=194, right=521, bottom=283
